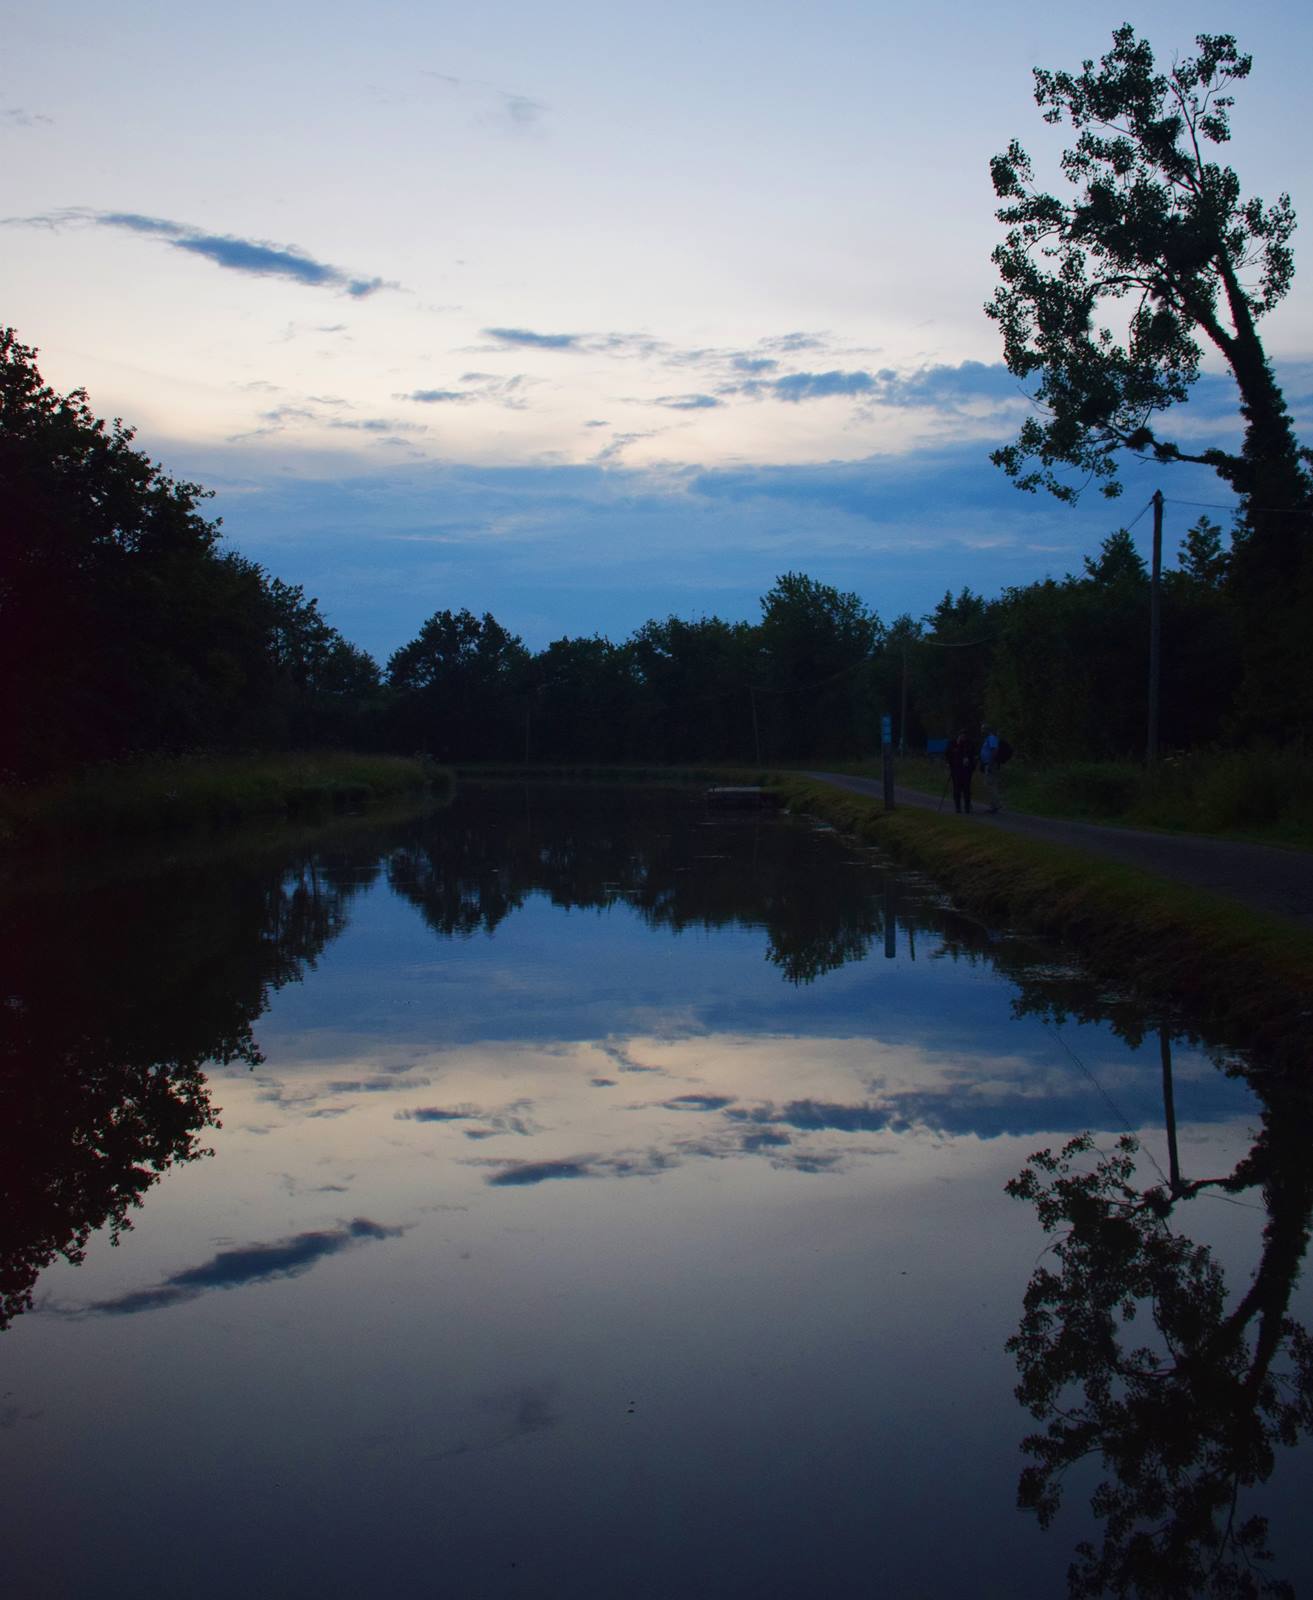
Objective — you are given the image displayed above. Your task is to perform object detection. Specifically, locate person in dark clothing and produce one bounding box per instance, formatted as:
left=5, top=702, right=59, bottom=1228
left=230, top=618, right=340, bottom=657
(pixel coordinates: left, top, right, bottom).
left=945, top=731, right=976, bottom=814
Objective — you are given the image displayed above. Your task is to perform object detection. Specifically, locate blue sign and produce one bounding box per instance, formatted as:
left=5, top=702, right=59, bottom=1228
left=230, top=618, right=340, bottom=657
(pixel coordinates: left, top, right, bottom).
left=881, top=714, right=892, bottom=747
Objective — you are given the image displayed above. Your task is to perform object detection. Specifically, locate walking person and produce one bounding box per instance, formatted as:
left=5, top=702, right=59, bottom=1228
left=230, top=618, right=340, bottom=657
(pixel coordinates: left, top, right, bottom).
left=979, top=724, right=1006, bottom=813
left=945, top=730, right=976, bottom=814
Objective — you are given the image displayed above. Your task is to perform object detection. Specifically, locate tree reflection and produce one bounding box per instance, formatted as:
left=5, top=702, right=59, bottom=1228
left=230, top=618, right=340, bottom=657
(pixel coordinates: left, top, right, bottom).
left=1005, top=1074, right=1313, bottom=1598
left=383, top=783, right=887, bottom=982
left=0, top=836, right=377, bottom=1329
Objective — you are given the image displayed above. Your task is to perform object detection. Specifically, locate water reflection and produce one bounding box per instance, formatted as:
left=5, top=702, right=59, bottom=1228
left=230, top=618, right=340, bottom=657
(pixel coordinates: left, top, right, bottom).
left=3, top=783, right=1311, bottom=1598
left=1005, top=1040, right=1313, bottom=1598
left=384, top=783, right=886, bottom=983
left=0, top=836, right=378, bottom=1329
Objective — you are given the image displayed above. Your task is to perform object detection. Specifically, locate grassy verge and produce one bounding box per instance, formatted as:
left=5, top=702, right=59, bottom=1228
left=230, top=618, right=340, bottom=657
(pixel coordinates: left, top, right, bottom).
left=0, top=752, right=447, bottom=847
left=772, top=773, right=1313, bottom=1076
left=455, top=763, right=774, bottom=786
left=832, top=750, right=1313, bottom=849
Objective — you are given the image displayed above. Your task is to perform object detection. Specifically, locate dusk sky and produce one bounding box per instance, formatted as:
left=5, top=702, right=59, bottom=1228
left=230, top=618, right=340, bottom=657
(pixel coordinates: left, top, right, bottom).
left=6, top=1, right=1311, bottom=662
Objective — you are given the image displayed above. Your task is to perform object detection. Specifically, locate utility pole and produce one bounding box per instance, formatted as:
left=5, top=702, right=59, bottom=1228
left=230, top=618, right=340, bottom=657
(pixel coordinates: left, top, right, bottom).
left=899, top=644, right=908, bottom=757
left=1147, top=489, right=1163, bottom=764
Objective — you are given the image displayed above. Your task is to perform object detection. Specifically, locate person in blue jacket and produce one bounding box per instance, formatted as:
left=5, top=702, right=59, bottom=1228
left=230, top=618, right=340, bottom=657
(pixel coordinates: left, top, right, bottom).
left=979, top=725, right=1002, bottom=813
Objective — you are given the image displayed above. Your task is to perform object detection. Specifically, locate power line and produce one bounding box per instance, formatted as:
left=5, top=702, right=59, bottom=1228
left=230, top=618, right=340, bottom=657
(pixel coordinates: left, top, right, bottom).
left=1163, top=496, right=1313, bottom=517
left=1122, top=496, right=1157, bottom=531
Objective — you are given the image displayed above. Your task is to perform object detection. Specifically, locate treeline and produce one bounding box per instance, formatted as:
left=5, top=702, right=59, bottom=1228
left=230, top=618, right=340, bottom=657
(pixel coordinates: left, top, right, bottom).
left=376, top=520, right=1241, bottom=765
left=1, top=330, right=378, bottom=781
left=2, top=328, right=1304, bottom=780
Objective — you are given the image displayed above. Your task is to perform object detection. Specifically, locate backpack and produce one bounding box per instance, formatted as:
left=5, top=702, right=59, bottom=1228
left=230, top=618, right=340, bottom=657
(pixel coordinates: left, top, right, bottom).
left=996, top=737, right=1014, bottom=766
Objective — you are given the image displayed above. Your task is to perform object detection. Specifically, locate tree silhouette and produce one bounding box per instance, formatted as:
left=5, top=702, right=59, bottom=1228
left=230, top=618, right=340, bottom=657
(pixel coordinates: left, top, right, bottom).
left=1005, top=1117, right=1313, bottom=1598
left=987, top=27, right=1312, bottom=734
left=0, top=835, right=376, bottom=1329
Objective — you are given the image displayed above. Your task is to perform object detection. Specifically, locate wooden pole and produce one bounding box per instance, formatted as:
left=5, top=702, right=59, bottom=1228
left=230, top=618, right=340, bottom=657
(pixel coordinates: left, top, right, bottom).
left=1147, top=489, right=1163, bottom=764
left=899, top=645, right=908, bottom=757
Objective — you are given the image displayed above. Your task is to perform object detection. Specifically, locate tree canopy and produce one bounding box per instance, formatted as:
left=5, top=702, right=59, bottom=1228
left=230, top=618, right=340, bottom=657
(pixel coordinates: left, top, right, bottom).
left=986, top=26, right=1312, bottom=737
left=0, top=330, right=380, bottom=778
left=987, top=26, right=1308, bottom=517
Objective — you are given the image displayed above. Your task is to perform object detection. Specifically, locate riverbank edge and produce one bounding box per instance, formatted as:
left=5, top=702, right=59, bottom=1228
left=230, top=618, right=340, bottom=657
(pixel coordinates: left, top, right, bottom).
left=0, top=752, right=448, bottom=848
left=772, top=773, right=1313, bottom=1077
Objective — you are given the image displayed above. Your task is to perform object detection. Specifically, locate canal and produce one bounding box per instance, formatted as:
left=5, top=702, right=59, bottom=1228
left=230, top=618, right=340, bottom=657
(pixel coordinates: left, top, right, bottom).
left=3, top=782, right=1310, bottom=1598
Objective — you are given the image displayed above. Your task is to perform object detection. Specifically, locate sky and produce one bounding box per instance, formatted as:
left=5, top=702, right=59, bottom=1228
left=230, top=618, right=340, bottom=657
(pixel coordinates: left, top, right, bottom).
left=5, top=0, right=1312, bottom=662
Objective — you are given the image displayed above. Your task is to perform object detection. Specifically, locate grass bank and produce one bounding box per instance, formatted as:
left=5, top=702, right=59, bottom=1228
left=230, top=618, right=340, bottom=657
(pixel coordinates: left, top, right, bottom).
left=1, top=752, right=447, bottom=847
left=455, top=762, right=772, bottom=786
left=853, top=749, right=1313, bottom=849
left=772, top=773, right=1313, bottom=1077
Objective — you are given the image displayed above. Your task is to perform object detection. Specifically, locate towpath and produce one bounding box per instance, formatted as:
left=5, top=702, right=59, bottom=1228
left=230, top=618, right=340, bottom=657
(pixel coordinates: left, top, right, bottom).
left=804, top=771, right=1313, bottom=932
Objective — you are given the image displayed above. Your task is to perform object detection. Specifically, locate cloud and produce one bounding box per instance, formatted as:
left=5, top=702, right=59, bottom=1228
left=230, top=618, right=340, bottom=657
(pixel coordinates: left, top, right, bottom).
left=759, top=332, right=827, bottom=353
left=398, top=374, right=532, bottom=410
left=486, top=1151, right=674, bottom=1186
left=737, top=369, right=879, bottom=403
left=229, top=398, right=426, bottom=444
left=726, top=1098, right=893, bottom=1133
left=652, top=393, right=722, bottom=411
left=403, top=389, right=474, bottom=405
left=660, top=1093, right=736, bottom=1111
left=592, top=430, right=657, bottom=464
left=59, top=1218, right=407, bottom=1316
left=483, top=326, right=580, bottom=351
left=397, top=1098, right=538, bottom=1135
left=718, top=359, right=1027, bottom=411
left=2, top=106, right=53, bottom=128
left=875, top=360, right=1023, bottom=409
left=739, top=1129, right=792, bottom=1151
left=423, top=72, right=548, bottom=134
left=5, top=208, right=395, bottom=296
left=399, top=1104, right=482, bottom=1122
left=598, top=1036, right=671, bottom=1075
left=326, top=417, right=427, bottom=435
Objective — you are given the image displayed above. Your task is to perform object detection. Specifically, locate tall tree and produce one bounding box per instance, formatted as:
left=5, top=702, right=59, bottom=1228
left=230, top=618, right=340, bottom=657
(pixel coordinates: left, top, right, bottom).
left=987, top=27, right=1306, bottom=512
left=986, top=27, right=1311, bottom=734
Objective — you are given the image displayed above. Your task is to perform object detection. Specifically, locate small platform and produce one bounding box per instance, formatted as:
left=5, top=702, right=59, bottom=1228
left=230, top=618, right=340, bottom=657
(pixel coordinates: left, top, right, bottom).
left=704, top=785, right=775, bottom=808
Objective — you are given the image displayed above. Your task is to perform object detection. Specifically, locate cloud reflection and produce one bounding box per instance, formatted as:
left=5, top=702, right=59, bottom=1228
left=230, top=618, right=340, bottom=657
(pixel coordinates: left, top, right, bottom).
left=486, top=1152, right=674, bottom=1186
left=59, top=1219, right=407, bottom=1317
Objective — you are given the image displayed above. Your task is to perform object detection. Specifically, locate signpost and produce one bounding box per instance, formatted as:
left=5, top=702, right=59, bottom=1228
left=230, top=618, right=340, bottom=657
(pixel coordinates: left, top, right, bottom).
left=881, top=713, right=894, bottom=811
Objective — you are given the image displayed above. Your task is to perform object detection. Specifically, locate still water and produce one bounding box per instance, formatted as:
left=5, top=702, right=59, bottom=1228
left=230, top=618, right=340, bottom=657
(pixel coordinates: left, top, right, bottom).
left=3, top=783, right=1311, bottom=1599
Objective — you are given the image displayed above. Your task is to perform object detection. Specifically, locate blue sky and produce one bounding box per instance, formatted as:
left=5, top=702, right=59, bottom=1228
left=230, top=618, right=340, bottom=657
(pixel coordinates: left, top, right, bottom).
left=5, top=0, right=1311, bottom=661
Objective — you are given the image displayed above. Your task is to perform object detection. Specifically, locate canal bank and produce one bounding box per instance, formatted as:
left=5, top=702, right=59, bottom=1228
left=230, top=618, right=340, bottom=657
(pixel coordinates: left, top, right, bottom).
left=775, top=772, right=1313, bottom=1077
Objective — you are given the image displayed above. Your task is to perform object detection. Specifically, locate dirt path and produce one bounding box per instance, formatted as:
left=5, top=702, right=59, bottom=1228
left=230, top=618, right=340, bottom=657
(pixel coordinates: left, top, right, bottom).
left=804, top=771, right=1313, bottom=931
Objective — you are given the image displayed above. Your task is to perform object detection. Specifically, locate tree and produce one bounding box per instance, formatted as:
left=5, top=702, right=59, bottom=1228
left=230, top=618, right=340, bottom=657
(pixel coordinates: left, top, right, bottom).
left=1083, top=528, right=1148, bottom=585
left=987, top=28, right=1307, bottom=516
left=1005, top=1128, right=1313, bottom=1598
left=261, top=577, right=381, bottom=744
left=757, top=572, right=882, bottom=759
left=916, top=589, right=995, bottom=739
left=629, top=615, right=756, bottom=763
left=527, top=634, right=639, bottom=762
left=987, top=27, right=1312, bottom=736
left=1178, top=513, right=1230, bottom=588
left=0, top=329, right=316, bottom=775
left=386, top=608, right=528, bottom=759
